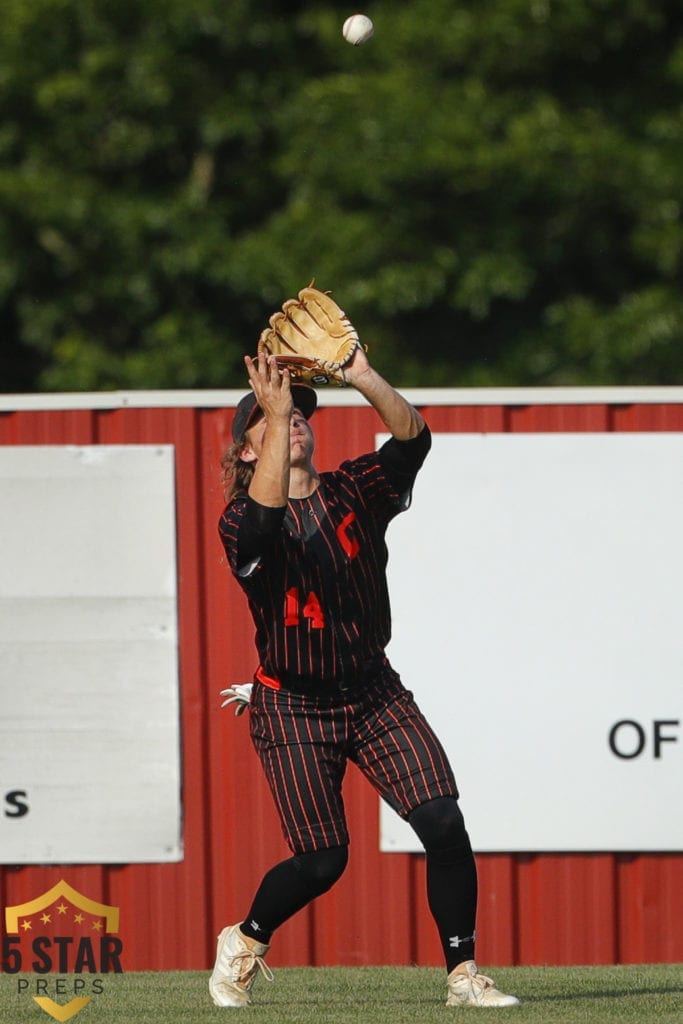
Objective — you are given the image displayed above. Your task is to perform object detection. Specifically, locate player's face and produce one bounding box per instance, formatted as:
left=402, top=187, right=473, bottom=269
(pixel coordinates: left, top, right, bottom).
left=289, top=410, right=315, bottom=463
left=244, top=409, right=314, bottom=463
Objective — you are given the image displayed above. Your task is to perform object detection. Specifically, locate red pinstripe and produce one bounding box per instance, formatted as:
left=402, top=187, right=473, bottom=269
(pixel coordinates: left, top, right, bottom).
left=301, top=713, right=343, bottom=831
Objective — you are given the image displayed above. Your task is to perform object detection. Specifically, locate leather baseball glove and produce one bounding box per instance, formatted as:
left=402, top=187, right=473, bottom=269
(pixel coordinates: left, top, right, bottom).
left=257, top=284, right=360, bottom=386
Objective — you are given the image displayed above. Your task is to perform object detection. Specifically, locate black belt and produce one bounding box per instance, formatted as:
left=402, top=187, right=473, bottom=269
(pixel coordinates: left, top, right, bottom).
left=276, top=656, right=387, bottom=698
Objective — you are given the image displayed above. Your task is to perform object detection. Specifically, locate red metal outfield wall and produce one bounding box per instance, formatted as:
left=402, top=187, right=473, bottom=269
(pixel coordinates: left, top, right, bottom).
left=1, top=387, right=682, bottom=970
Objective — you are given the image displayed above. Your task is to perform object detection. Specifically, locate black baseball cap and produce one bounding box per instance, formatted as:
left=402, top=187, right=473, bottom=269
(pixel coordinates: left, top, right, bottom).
left=231, top=385, right=318, bottom=442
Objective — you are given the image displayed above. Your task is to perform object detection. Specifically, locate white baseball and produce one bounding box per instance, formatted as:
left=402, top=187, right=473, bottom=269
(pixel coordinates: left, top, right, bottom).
left=343, top=14, right=374, bottom=46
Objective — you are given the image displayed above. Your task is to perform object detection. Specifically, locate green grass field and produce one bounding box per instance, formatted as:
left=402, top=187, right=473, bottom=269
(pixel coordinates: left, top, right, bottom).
left=2, top=965, right=681, bottom=1024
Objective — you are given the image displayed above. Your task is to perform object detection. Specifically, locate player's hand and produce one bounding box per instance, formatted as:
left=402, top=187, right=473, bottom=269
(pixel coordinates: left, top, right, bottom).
left=244, top=352, right=293, bottom=423
left=220, top=683, right=253, bottom=717
left=342, top=342, right=372, bottom=387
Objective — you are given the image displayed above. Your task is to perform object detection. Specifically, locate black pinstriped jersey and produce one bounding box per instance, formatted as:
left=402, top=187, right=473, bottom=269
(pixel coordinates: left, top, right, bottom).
left=219, top=427, right=431, bottom=685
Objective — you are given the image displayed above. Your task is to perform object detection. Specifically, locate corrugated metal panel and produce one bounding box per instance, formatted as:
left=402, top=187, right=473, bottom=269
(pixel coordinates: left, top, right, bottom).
left=1, top=394, right=681, bottom=971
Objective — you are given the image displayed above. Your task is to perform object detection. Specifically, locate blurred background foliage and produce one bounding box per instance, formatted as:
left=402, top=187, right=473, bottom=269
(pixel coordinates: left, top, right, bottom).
left=0, top=0, right=682, bottom=392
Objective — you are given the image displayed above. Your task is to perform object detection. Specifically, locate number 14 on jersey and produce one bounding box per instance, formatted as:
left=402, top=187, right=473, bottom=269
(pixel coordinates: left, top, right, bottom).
left=284, top=587, right=326, bottom=629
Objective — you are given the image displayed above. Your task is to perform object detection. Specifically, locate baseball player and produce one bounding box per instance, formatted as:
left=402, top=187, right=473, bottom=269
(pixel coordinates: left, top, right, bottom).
left=211, top=346, right=519, bottom=1009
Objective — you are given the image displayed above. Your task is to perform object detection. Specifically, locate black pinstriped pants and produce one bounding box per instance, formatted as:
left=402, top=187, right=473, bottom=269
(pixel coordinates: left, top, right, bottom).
left=249, top=662, right=459, bottom=853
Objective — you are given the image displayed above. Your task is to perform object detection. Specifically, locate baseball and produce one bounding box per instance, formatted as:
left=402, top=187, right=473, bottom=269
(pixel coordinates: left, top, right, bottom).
left=343, top=14, right=374, bottom=46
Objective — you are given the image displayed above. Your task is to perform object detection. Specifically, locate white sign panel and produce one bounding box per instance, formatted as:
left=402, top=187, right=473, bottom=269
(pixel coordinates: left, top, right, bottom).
left=381, top=433, right=682, bottom=852
left=0, top=446, right=182, bottom=863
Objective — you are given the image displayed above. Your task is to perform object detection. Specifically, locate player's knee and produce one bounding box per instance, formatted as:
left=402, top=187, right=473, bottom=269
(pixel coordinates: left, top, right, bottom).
left=408, top=796, right=470, bottom=854
left=292, top=845, right=348, bottom=896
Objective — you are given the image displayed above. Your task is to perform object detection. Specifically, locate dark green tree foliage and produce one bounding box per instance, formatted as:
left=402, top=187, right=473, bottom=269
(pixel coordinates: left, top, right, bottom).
left=0, top=0, right=681, bottom=390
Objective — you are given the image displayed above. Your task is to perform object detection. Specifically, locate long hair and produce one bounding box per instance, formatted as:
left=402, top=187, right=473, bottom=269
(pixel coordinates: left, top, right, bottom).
left=220, top=439, right=255, bottom=503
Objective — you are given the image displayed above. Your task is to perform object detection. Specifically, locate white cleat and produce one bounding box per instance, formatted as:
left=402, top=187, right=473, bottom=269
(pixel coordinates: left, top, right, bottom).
left=209, top=923, right=273, bottom=1008
left=447, top=961, right=520, bottom=1007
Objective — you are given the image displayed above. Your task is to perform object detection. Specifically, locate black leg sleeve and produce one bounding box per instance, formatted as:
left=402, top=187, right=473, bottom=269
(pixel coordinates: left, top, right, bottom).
left=241, top=845, right=349, bottom=944
left=408, top=797, right=478, bottom=972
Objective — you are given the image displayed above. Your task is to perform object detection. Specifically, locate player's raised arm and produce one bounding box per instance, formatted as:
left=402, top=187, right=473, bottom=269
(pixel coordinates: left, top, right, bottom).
left=241, top=353, right=293, bottom=508
left=343, top=345, right=425, bottom=441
